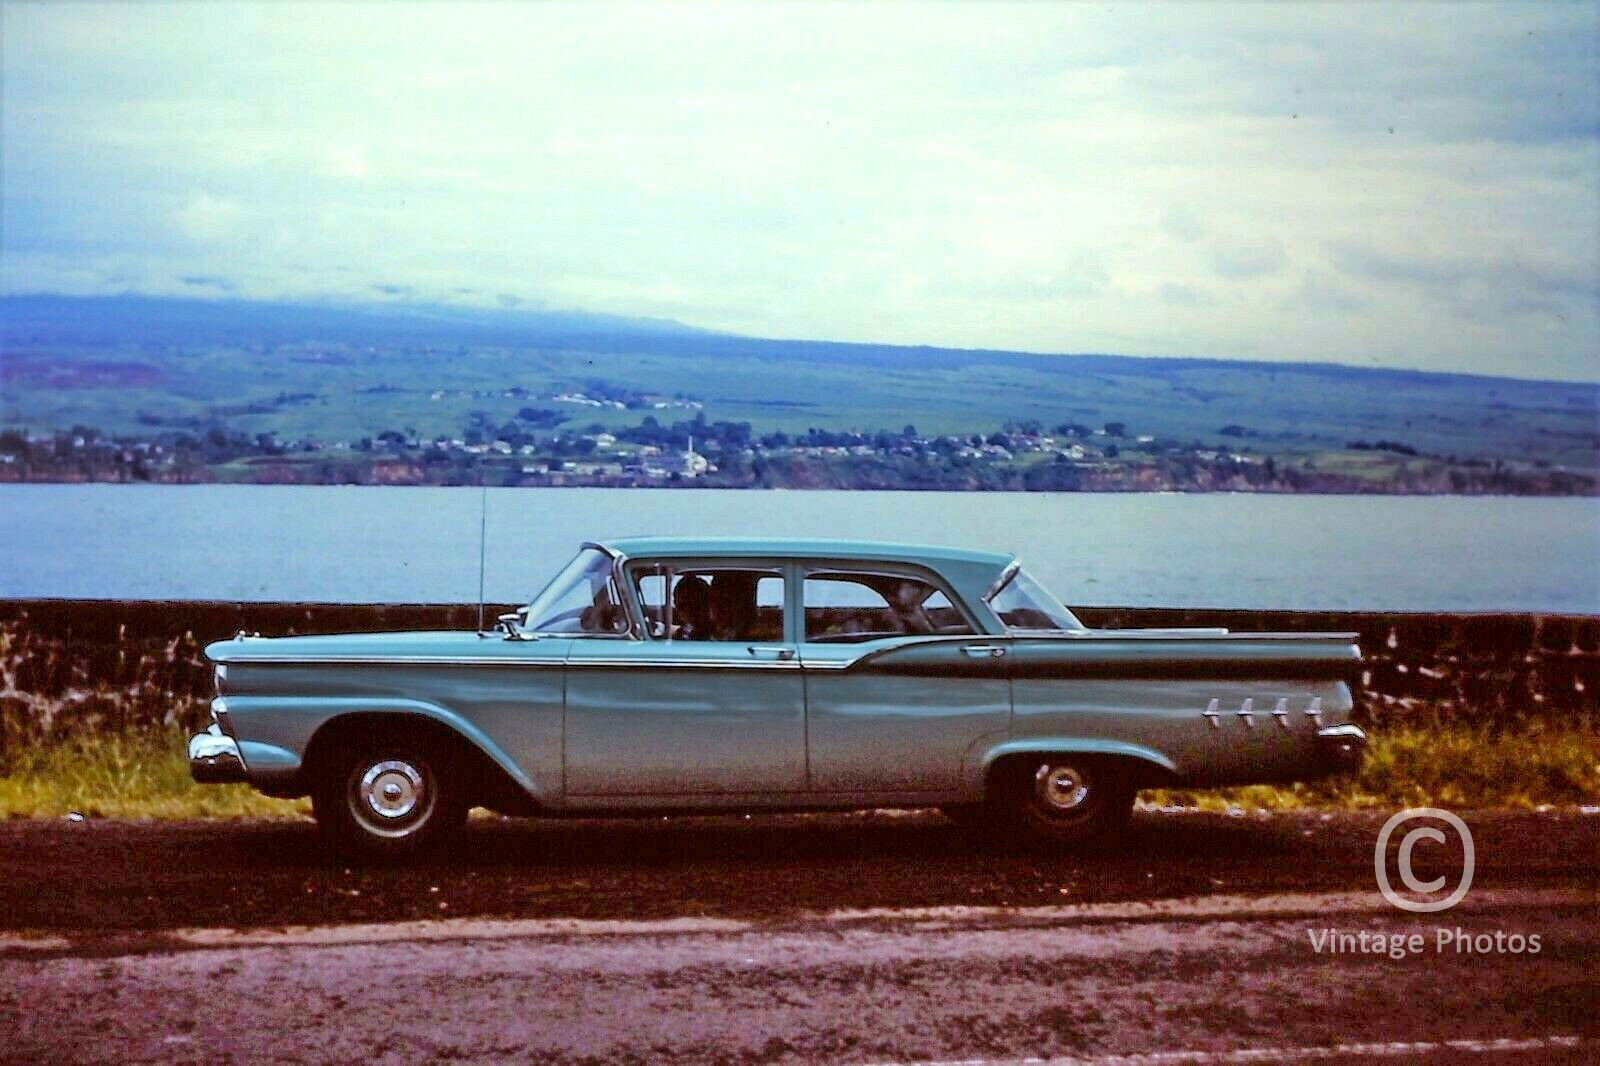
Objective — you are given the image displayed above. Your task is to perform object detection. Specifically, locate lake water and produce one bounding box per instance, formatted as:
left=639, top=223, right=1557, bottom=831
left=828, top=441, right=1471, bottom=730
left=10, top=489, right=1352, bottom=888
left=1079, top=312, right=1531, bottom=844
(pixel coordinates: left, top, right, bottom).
left=2, top=484, right=1596, bottom=612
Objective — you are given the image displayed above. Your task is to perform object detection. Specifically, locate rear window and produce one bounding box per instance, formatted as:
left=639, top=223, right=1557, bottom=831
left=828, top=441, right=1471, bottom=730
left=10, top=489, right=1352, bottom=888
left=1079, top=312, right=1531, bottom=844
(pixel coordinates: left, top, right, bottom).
left=986, top=568, right=1083, bottom=632
left=803, top=570, right=975, bottom=643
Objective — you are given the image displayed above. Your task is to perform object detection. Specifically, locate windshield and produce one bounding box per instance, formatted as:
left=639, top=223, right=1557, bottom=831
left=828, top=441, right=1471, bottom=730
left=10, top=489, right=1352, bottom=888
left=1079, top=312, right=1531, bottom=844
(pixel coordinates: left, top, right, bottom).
left=985, top=567, right=1084, bottom=632
left=522, top=547, right=630, bottom=635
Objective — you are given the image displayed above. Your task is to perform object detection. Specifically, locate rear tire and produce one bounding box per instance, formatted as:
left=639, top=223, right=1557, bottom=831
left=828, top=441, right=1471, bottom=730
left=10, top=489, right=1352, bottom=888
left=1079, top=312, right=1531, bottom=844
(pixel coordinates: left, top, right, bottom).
left=313, top=741, right=466, bottom=858
left=993, top=756, right=1134, bottom=850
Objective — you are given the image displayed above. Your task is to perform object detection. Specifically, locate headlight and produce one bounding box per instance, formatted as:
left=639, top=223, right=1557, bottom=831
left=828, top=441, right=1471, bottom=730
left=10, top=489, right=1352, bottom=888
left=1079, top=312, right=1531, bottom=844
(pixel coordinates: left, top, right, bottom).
left=213, top=664, right=228, bottom=695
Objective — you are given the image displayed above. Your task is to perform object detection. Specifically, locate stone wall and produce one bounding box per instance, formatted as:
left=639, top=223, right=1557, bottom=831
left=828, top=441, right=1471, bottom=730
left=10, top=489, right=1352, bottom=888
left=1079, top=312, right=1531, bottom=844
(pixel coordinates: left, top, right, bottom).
left=1076, top=607, right=1596, bottom=729
left=2, top=601, right=1594, bottom=739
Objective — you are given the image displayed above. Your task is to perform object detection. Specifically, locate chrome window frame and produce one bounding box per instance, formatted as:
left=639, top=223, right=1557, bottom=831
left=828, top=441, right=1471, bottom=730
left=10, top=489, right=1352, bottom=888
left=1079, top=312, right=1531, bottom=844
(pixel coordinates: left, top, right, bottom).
left=518, top=543, right=641, bottom=640
left=982, top=561, right=1087, bottom=634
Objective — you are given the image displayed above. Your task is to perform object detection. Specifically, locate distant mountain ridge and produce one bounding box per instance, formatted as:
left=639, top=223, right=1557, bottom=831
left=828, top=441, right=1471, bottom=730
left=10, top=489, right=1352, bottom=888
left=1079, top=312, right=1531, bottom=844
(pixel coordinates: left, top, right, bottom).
left=0, top=294, right=708, bottom=349
left=2, top=293, right=1582, bottom=388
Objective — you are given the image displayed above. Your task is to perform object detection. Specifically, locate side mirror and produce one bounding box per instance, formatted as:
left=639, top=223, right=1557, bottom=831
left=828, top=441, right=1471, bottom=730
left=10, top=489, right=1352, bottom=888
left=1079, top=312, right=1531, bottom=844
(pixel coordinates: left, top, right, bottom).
left=497, top=612, right=535, bottom=640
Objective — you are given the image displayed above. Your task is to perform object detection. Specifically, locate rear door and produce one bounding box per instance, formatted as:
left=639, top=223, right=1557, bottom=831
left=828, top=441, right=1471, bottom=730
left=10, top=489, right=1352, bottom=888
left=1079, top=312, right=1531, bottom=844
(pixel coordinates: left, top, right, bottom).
left=798, top=566, right=1011, bottom=793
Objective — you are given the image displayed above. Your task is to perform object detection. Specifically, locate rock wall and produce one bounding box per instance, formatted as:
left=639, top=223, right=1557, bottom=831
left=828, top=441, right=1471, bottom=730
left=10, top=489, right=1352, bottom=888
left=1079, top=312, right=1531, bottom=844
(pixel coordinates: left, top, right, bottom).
left=2, top=600, right=1595, bottom=740
left=1076, top=607, right=1596, bottom=729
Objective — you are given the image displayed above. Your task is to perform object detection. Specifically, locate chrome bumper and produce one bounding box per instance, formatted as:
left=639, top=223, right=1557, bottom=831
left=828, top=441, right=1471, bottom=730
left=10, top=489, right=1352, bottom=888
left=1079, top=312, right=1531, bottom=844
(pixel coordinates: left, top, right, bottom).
left=1317, top=723, right=1368, bottom=773
left=188, top=722, right=248, bottom=783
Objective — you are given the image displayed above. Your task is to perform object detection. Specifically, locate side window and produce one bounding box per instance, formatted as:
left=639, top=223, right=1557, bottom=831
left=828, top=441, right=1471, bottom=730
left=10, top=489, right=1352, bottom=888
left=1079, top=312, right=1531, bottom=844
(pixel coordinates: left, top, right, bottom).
left=804, top=570, right=975, bottom=643
left=630, top=565, right=785, bottom=642
left=922, top=589, right=964, bottom=631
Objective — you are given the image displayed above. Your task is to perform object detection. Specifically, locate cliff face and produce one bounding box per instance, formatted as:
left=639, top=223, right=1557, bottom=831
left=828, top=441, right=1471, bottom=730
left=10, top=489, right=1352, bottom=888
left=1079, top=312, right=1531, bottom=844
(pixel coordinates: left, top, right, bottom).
left=1, top=601, right=1595, bottom=747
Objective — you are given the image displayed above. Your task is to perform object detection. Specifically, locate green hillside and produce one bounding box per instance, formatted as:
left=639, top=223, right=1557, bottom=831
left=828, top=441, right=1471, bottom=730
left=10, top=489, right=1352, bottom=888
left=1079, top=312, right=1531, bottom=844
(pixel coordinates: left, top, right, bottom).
left=3, top=296, right=1596, bottom=481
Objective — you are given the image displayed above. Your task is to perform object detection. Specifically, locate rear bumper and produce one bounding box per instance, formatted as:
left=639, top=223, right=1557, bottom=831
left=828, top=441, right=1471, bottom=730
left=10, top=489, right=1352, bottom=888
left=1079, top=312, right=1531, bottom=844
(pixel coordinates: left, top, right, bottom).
left=1316, top=723, right=1368, bottom=774
left=188, top=722, right=248, bottom=783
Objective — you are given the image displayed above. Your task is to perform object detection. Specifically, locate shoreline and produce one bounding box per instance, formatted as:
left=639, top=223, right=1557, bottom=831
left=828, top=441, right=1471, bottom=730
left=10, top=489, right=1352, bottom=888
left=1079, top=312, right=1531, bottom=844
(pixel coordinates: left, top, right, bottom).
left=3, top=474, right=1595, bottom=496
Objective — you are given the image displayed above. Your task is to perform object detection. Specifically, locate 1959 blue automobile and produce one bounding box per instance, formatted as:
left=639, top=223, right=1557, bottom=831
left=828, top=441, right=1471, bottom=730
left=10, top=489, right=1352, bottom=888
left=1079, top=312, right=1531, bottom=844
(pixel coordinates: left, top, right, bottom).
left=190, top=537, right=1365, bottom=855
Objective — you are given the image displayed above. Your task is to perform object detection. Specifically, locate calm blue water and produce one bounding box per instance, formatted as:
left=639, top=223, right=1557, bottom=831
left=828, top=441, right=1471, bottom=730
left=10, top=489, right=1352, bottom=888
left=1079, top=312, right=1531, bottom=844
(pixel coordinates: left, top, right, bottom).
left=2, top=485, right=1596, bottom=612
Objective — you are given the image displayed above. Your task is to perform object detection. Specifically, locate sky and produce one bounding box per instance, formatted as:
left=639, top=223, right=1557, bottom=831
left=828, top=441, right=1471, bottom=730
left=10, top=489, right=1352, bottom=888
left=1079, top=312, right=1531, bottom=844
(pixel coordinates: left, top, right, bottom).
left=3, top=1, right=1597, bottom=380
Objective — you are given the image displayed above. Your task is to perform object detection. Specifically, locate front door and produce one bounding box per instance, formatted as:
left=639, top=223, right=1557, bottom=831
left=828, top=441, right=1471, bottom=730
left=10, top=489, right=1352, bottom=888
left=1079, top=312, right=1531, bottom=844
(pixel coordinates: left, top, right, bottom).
left=563, top=561, right=806, bottom=797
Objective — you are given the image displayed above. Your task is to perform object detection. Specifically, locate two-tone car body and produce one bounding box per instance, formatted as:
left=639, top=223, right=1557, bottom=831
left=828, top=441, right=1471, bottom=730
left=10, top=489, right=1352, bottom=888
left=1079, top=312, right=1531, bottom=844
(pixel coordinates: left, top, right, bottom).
left=191, top=537, right=1365, bottom=853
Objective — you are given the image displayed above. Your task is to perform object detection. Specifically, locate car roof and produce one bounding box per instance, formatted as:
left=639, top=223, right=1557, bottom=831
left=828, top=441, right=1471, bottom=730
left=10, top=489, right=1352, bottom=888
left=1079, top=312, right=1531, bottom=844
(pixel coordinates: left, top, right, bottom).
left=596, top=536, right=1016, bottom=604
left=599, top=536, right=1013, bottom=569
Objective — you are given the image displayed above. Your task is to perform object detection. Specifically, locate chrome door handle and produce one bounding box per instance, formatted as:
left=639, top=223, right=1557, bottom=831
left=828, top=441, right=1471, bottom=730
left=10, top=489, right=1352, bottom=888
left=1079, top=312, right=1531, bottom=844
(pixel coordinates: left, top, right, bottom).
left=962, top=645, right=1006, bottom=658
left=747, top=645, right=795, bottom=661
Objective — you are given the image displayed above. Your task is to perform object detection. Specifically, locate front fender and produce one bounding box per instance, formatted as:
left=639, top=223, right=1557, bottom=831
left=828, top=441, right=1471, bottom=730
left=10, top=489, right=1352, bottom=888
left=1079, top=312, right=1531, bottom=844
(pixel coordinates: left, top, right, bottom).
left=974, top=737, right=1180, bottom=792
left=219, top=695, right=543, bottom=800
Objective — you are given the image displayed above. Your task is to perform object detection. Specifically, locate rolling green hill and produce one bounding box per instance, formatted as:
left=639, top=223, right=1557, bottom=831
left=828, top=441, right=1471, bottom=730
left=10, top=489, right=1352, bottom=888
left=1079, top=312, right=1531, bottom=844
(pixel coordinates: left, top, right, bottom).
left=3, top=295, right=1596, bottom=474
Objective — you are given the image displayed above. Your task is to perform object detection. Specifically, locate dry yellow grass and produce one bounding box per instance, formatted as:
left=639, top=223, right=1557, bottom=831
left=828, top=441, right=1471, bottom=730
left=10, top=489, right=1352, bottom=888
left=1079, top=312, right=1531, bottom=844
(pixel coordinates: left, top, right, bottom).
left=1144, top=722, right=1600, bottom=811
left=0, top=722, right=1595, bottom=820
left=0, top=725, right=307, bottom=820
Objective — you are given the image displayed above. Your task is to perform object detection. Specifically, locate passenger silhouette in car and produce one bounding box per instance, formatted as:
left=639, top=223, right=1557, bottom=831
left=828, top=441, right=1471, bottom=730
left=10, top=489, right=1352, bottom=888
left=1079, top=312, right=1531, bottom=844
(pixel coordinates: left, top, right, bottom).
left=672, top=575, right=713, bottom=640
left=890, top=579, right=936, bottom=634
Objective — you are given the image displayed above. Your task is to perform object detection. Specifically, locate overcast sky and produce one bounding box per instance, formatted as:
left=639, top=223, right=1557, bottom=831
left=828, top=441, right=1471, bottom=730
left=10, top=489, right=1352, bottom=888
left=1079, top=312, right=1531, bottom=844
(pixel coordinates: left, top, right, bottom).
left=3, top=1, right=1597, bottom=379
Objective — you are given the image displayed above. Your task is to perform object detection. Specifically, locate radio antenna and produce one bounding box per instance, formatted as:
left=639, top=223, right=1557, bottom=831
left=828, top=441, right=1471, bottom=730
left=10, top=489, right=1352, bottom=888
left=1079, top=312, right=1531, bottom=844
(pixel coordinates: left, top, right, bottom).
left=476, top=470, right=489, bottom=636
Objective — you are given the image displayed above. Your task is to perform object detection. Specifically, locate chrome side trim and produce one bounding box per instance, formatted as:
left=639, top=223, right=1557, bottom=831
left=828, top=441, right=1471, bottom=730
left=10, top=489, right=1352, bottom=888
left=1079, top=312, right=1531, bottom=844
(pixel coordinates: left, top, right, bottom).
left=573, top=657, right=803, bottom=670
left=215, top=656, right=569, bottom=666
left=1080, top=627, right=1230, bottom=638
left=1079, top=630, right=1354, bottom=642
left=216, top=654, right=807, bottom=669
left=833, top=634, right=1012, bottom=671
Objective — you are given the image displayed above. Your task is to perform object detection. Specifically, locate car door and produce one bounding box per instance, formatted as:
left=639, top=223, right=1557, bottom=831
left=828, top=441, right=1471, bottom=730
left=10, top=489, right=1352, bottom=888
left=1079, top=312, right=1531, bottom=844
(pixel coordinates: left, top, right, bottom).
left=563, top=560, right=807, bottom=797
left=798, top=566, right=1011, bottom=794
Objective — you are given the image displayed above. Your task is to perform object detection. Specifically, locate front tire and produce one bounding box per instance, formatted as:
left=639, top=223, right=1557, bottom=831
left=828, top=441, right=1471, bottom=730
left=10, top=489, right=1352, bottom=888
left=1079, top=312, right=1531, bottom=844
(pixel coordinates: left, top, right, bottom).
left=994, top=757, right=1135, bottom=849
left=313, top=743, right=466, bottom=857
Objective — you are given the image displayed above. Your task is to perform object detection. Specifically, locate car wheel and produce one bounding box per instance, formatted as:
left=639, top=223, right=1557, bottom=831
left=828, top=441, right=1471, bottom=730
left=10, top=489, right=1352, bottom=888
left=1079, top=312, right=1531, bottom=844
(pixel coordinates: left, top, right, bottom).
left=996, top=757, right=1134, bottom=849
left=314, top=742, right=465, bottom=857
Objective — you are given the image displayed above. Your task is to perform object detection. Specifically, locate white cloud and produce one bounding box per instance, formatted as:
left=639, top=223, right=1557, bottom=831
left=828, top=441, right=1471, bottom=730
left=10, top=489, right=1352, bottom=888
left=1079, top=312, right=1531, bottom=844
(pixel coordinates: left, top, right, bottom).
left=175, top=194, right=248, bottom=243
left=1, top=1, right=1596, bottom=379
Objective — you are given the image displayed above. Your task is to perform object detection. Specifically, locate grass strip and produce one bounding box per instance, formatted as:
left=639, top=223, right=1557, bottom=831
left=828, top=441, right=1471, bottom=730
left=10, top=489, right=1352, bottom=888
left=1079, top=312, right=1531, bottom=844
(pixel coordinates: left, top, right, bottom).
left=0, top=725, right=307, bottom=820
left=0, top=723, right=1595, bottom=820
left=1143, top=722, right=1600, bottom=811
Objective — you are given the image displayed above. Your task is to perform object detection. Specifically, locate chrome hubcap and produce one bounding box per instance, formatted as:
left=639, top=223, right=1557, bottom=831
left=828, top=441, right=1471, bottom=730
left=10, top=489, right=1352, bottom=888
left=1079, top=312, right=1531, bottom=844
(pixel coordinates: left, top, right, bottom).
left=1035, top=764, right=1091, bottom=812
left=359, top=760, right=424, bottom=820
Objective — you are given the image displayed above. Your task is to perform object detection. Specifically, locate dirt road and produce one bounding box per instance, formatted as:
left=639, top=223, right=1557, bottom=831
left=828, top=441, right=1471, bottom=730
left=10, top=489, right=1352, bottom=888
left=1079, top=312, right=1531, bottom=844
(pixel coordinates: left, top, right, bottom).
left=1, top=810, right=1595, bottom=1064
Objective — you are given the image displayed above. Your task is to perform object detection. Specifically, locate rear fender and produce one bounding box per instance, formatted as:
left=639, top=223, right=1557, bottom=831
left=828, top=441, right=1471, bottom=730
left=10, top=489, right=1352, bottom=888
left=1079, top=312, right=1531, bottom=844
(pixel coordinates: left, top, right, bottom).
left=975, top=738, right=1179, bottom=793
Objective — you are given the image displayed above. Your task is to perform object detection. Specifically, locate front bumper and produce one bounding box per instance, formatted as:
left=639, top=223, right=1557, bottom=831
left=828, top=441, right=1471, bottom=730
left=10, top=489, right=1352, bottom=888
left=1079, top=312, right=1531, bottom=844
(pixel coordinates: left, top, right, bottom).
left=188, top=722, right=248, bottom=783
left=1316, top=723, right=1368, bottom=774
